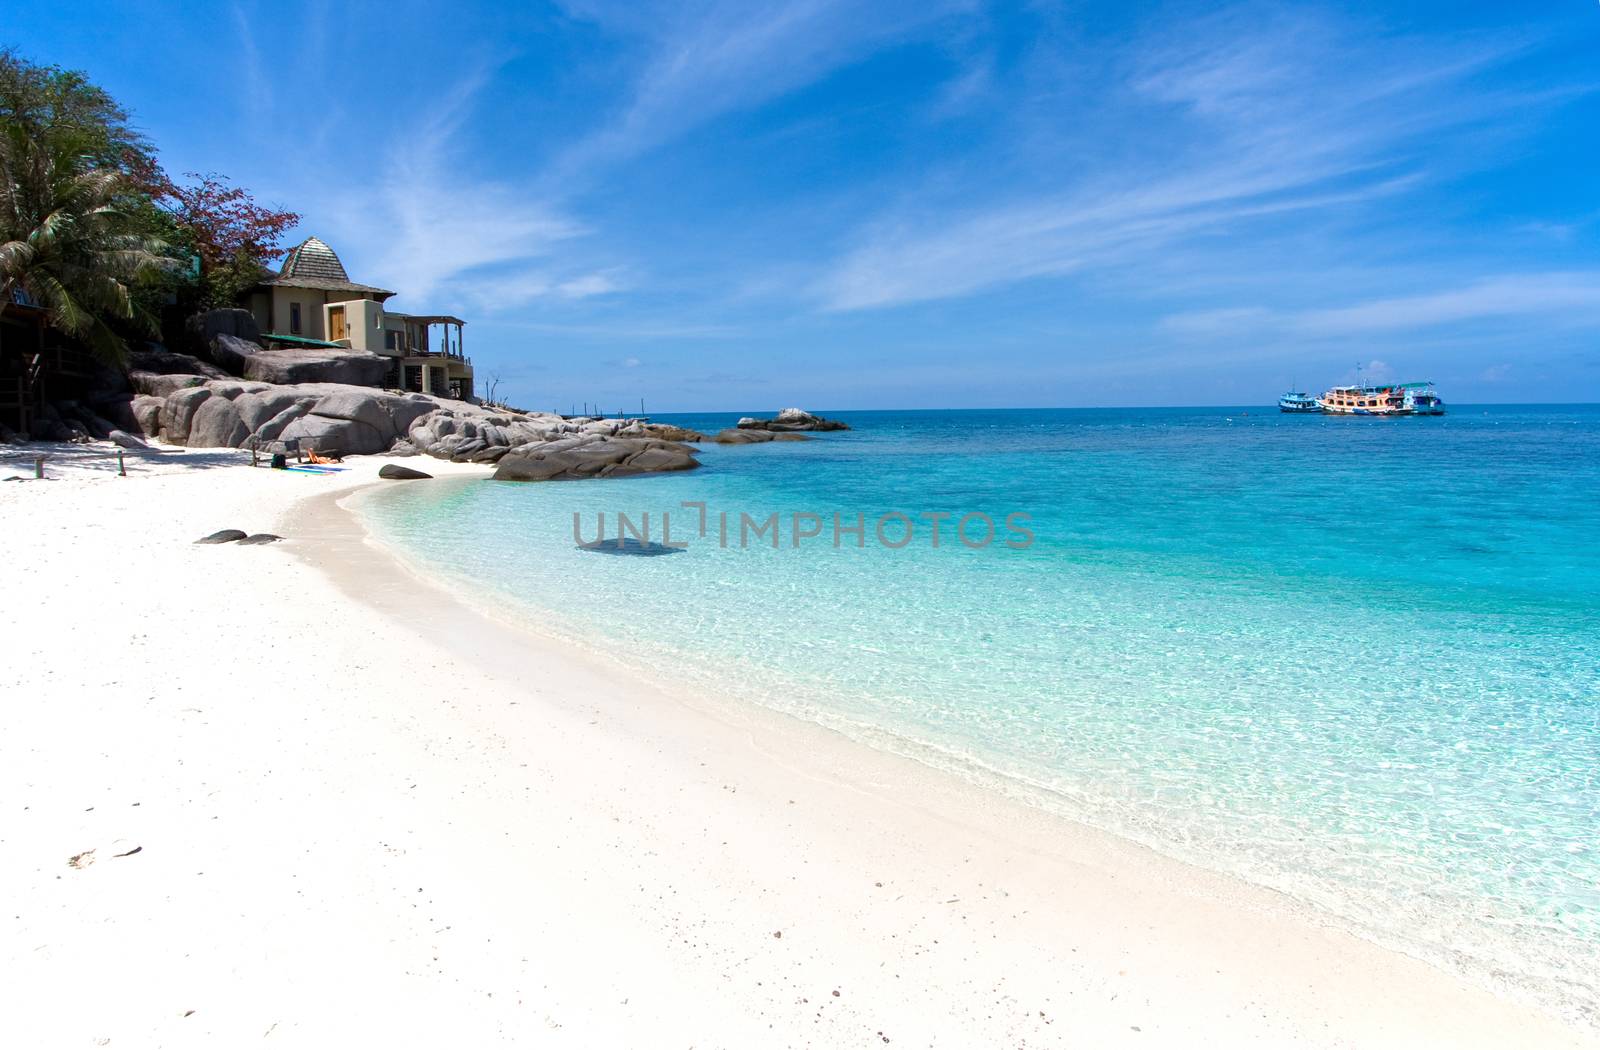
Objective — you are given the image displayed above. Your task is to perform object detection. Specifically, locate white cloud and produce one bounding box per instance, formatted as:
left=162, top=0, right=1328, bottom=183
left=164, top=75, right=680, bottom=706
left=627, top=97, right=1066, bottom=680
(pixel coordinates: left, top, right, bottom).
left=557, top=272, right=623, bottom=299
left=814, top=8, right=1530, bottom=312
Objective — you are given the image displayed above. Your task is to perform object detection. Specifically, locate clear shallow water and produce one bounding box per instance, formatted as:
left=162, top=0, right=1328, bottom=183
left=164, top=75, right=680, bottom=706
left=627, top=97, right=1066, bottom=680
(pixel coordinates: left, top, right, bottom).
left=360, top=406, right=1600, bottom=1019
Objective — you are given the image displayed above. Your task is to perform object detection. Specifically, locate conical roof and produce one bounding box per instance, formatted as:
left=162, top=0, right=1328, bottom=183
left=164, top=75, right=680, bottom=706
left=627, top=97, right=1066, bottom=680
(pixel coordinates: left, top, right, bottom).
left=279, top=237, right=351, bottom=282
left=258, top=235, right=395, bottom=299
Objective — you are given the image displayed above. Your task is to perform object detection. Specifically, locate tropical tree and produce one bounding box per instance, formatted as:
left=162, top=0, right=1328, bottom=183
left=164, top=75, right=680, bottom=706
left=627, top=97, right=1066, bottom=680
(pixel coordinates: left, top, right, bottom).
left=0, top=124, right=170, bottom=365
left=0, top=49, right=295, bottom=359
left=124, top=156, right=300, bottom=309
left=0, top=47, right=154, bottom=171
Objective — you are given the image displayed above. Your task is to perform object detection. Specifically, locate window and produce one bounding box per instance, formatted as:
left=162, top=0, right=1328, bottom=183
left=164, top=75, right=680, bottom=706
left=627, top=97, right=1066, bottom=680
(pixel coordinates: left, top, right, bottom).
left=385, top=331, right=399, bottom=351
left=289, top=302, right=302, bottom=334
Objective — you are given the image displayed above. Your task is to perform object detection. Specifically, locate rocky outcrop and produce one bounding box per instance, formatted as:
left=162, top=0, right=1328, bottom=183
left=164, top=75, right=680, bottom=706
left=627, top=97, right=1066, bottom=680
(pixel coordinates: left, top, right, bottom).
left=712, top=428, right=811, bottom=444
left=243, top=347, right=390, bottom=387
left=736, top=407, right=849, bottom=432
left=133, top=377, right=797, bottom=485
left=140, top=379, right=548, bottom=460
left=493, top=435, right=701, bottom=482
left=616, top=422, right=707, bottom=442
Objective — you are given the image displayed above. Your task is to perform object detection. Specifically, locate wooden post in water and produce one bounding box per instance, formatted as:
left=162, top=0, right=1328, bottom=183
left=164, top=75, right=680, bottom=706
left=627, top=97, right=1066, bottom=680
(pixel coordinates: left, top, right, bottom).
left=34, top=455, right=43, bottom=479
left=117, top=450, right=126, bottom=477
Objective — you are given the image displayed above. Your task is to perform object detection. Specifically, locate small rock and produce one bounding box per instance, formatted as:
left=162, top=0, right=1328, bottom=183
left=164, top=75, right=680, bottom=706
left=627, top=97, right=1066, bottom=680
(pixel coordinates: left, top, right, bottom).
left=237, top=533, right=283, bottom=545
left=577, top=538, right=685, bottom=557
left=195, top=529, right=247, bottom=544
left=378, top=464, right=433, bottom=480
left=108, top=429, right=150, bottom=450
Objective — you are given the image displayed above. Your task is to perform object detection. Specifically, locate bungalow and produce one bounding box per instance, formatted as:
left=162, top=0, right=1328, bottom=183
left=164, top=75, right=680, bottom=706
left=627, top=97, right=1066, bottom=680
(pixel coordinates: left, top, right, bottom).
left=241, top=236, right=474, bottom=400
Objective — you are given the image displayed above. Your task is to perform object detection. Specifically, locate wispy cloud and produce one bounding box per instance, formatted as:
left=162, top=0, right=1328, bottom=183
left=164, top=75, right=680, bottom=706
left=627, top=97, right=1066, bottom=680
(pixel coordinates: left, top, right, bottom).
left=547, top=0, right=974, bottom=179
left=1165, top=272, right=1600, bottom=337
left=358, top=69, right=584, bottom=304
left=300, top=2, right=974, bottom=317
left=814, top=8, right=1534, bottom=311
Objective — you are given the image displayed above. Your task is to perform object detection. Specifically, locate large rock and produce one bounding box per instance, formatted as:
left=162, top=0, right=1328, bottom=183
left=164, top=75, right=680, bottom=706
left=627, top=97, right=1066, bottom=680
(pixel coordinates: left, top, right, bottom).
left=187, top=396, right=249, bottom=449
left=493, top=436, right=700, bottom=482
left=244, top=348, right=389, bottom=387
left=617, top=422, right=707, bottom=442
left=131, top=395, right=163, bottom=437
left=311, top=390, right=434, bottom=443
left=209, top=334, right=260, bottom=376
left=711, top=428, right=810, bottom=444
left=131, top=372, right=209, bottom=398
left=234, top=389, right=310, bottom=433
left=253, top=402, right=313, bottom=444
left=187, top=308, right=260, bottom=351
left=736, top=408, right=849, bottom=432
left=128, top=347, right=229, bottom=380
left=277, top=413, right=386, bottom=456
left=159, top=386, right=213, bottom=443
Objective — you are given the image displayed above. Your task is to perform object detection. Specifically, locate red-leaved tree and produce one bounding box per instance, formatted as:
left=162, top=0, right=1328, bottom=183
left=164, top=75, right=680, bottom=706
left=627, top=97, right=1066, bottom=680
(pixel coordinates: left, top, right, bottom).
left=125, top=151, right=299, bottom=308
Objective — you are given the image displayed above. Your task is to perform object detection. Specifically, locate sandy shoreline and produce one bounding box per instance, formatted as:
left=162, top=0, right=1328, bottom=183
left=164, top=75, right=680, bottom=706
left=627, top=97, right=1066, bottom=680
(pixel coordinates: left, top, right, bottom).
left=1, top=447, right=1593, bottom=1047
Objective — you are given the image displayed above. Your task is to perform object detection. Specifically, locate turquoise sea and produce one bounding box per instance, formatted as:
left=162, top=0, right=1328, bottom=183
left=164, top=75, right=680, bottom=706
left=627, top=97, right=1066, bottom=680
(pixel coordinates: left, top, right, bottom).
left=358, top=406, right=1600, bottom=1020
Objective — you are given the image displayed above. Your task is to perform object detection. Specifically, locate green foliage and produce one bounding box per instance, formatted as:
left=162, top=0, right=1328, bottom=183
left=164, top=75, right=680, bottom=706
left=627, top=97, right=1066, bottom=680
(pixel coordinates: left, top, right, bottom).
left=0, top=49, right=299, bottom=358
left=0, top=124, right=172, bottom=365
left=0, top=47, right=153, bottom=171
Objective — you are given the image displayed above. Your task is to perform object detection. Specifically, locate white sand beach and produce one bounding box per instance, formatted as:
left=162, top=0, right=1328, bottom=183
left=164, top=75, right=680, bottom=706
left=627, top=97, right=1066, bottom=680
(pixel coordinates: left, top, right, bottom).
left=1, top=444, right=1593, bottom=1049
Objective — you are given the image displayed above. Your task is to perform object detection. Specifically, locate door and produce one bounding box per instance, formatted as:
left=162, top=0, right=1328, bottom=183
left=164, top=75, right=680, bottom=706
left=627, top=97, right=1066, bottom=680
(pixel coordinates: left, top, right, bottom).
left=328, top=305, right=346, bottom=341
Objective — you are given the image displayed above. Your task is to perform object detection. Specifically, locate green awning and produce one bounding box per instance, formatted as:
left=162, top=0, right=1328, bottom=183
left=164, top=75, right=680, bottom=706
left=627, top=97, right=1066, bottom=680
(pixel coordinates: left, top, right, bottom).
left=262, top=332, right=348, bottom=349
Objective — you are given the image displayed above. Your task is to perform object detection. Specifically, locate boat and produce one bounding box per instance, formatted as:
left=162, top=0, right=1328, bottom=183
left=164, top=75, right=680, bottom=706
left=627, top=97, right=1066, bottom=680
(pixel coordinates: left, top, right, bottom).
left=1278, top=391, right=1319, bottom=413
left=1316, top=380, right=1446, bottom=416
left=1399, top=382, right=1446, bottom=415
left=1317, top=383, right=1403, bottom=415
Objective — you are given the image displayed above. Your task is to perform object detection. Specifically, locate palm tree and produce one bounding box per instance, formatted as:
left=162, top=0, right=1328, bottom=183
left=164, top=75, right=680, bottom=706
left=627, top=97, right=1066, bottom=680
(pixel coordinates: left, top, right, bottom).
left=0, top=124, right=169, bottom=365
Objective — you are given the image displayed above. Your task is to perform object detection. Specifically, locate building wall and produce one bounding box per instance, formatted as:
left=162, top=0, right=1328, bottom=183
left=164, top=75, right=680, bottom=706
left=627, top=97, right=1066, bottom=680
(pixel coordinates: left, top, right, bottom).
left=266, top=287, right=333, bottom=340
left=326, top=298, right=385, bottom=352
left=247, top=287, right=390, bottom=342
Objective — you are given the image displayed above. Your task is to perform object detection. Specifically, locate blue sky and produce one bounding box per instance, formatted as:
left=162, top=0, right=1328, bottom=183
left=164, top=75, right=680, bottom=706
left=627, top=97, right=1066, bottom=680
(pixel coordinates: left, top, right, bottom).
left=12, top=1, right=1600, bottom=409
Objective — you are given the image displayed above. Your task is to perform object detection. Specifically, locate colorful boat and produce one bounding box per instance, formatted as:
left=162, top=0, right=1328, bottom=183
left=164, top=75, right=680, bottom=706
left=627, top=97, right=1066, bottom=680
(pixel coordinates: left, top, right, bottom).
left=1278, top=391, right=1319, bottom=413
left=1316, top=381, right=1445, bottom=416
